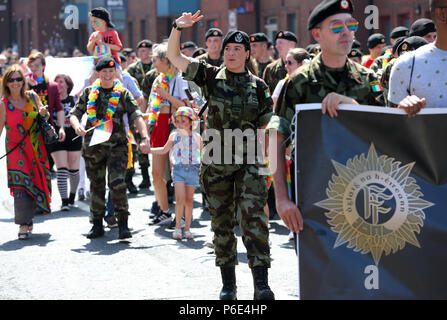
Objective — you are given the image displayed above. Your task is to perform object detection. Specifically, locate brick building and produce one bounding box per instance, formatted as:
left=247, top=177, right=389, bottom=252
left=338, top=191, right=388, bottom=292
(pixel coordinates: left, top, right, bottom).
left=0, top=0, right=435, bottom=56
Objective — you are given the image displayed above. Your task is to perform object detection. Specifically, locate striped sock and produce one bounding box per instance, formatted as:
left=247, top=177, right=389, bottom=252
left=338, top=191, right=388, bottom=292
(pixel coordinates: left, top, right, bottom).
left=69, top=169, right=80, bottom=195
left=57, top=167, right=69, bottom=199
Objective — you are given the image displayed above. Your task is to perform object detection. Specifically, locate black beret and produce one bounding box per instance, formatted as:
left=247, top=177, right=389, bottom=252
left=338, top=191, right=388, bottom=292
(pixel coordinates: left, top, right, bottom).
left=409, top=18, right=436, bottom=37
left=275, top=30, right=298, bottom=42
left=90, top=7, right=115, bottom=29
left=95, top=57, right=116, bottom=71
left=348, top=48, right=363, bottom=58
left=397, top=36, right=429, bottom=56
left=137, top=40, right=153, bottom=49
left=390, top=26, right=409, bottom=39
left=192, top=47, right=207, bottom=58
left=305, top=43, right=321, bottom=54
left=367, top=33, right=386, bottom=49
left=181, top=41, right=197, bottom=50
left=250, top=33, right=270, bottom=43
left=391, top=36, right=408, bottom=54
left=308, top=0, right=354, bottom=30
left=221, top=30, right=250, bottom=53
left=352, top=39, right=361, bottom=49
left=205, top=28, right=223, bottom=39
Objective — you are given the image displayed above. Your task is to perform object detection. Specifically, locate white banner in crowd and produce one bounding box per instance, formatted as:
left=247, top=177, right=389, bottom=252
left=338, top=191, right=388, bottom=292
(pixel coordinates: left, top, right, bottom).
left=44, top=56, right=94, bottom=96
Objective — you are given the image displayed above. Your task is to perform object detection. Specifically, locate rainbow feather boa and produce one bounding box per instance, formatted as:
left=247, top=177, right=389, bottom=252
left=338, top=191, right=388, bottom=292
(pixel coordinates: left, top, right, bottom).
left=87, top=79, right=123, bottom=129
left=147, top=72, right=173, bottom=125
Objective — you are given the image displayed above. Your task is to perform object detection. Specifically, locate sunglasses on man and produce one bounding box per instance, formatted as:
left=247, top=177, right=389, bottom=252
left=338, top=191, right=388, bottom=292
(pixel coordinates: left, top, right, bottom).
left=329, top=18, right=359, bottom=33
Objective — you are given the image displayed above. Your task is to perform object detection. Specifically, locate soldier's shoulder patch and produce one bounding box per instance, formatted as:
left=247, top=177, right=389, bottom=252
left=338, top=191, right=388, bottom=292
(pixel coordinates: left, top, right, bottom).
left=264, top=88, right=271, bottom=99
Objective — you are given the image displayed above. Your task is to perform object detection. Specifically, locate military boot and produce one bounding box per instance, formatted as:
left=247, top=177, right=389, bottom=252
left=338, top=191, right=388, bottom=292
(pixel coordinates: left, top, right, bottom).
left=86, top=220, right=104, bottom=239
left=138, top=165, right=151, bottom=189
left=219, top=267, right=237, bottom=300
left=252, top=267, right=275, bottom=300
left=118, top=216, right=132, bottom=239
left=125, top=169, right=138, bottom=194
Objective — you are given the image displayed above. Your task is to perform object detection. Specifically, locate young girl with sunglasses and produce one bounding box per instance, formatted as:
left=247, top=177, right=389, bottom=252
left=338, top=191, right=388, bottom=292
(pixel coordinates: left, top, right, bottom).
left=149, top=106, right=202, bottom=240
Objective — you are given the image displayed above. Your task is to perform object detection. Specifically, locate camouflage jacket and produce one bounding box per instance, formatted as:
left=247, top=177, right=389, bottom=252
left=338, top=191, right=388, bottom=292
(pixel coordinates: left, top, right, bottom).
left=127, top=61, right=153, bottom=89
left=70, top=84, right=143, bottom=149
left=263, top=58, right=287, bottom=93
left=256, top=57, right=273, bottom=80
left=380, top=58, right=397, bottom=107
left=197, top=52, right=224, bottom=68
left=183, top=59, right=273, bottom=165
left=266, top=53, right=384, bottom=144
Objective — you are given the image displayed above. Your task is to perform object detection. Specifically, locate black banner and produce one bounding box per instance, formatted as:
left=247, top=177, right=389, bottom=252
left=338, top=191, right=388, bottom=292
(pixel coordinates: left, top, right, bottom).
left=294, top=105, right=447, bottom=299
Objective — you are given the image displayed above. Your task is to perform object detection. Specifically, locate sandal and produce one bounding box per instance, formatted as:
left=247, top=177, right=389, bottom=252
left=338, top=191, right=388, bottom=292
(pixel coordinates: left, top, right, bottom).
left=18, top=224, right=30, bottom=240
left=173, top=228, right=182, bottom=240
left=184, top=230, right=194, bottom=240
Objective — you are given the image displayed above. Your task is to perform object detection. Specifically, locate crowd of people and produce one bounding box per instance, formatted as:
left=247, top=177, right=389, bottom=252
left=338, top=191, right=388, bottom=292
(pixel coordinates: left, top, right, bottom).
left=0, top=0, right=446, bottom=300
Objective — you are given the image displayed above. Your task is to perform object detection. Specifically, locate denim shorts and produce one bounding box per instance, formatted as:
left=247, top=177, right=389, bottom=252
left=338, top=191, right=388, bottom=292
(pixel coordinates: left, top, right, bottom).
left=172, top=164, right=200, bottom=187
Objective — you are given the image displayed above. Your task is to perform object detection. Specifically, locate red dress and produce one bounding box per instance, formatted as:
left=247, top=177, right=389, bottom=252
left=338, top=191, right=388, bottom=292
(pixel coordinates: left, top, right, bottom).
left=3, top=97, right=51, bottom=213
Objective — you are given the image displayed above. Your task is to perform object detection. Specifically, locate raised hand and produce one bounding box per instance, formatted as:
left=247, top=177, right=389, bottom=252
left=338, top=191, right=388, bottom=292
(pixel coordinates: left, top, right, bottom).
left=175, top=10, right=204, bottom=29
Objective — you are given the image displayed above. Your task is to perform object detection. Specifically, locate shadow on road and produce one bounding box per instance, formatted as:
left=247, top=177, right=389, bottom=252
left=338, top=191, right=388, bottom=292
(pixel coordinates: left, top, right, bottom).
left=0, top=233, right=54, bottom=251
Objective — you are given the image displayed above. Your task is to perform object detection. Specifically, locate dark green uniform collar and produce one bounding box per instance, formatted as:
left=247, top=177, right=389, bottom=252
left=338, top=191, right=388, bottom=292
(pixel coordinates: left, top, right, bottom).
left=309, top=52, right=364, bottom=85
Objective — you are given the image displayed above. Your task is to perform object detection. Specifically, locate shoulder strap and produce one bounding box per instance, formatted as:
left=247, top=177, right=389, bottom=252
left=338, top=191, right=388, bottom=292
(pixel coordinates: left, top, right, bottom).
left=407, top=53, right=416, bottom=96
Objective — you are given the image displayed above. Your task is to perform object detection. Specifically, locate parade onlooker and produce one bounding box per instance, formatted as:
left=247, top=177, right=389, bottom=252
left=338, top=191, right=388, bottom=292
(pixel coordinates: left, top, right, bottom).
left=87, top=7, right=123, bottom=66
left=272, top=48, right=311, bottom=110
left=388, top=0, right=446, bottom=115
left=52, top=74, right=82, bottom=210
left=150, top=107, right=202, bottom=240
left=410, top=18, right=437, bottom=43
left=148, top=43, right=190, bottom=226
left=0, top=65, right=51, bottom=239
left=27, top=51, right=65, bottom=176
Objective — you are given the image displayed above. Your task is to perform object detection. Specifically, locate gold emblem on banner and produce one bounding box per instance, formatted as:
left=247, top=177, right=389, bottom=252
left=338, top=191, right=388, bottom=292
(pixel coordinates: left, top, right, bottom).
left=315, top=144, right=434, bottom=265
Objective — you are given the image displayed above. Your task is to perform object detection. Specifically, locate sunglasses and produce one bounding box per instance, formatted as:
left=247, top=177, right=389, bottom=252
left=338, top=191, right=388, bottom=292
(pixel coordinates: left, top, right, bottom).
left=7, top=77, right=23, bottom=83
left=329, top=18, right=359, bottom=33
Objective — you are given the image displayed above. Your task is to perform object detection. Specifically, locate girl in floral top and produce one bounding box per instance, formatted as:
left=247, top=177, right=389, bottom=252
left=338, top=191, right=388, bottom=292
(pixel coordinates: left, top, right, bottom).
left=150, top=106, right=202, bottom=240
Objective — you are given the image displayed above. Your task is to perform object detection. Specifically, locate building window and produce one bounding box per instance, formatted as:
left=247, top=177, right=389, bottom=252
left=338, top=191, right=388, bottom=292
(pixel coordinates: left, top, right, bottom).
left=128, top=21, right=133, bottom=48
left=287, top=13, right=296, bottom=35
left=264, top=16, right=278, bottom=43
left=380, top=16, right=390, bottom=44
left=398, top=14, right=411, bottom=28
left=140, top=19, right=146, bottom=40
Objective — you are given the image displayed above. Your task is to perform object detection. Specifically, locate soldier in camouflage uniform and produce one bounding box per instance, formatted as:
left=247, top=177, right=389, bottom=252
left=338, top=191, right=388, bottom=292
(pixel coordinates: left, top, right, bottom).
left=266, top=0, right=384, bottom=236
left=249, top=33, right=273, bottom=79
left=168, top=11, right=275, bottom=300
left=70, top=57, right=151, bottom=240
left=197, top=28, right=224, bottom=67
left=262, top=30, right=297, bottom=92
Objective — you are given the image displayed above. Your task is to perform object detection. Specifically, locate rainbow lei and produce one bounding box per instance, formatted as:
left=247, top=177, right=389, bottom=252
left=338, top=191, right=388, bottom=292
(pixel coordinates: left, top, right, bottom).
left=87, top=79, right=123, bottom=127
left=148, top=72, right=173, bottom=125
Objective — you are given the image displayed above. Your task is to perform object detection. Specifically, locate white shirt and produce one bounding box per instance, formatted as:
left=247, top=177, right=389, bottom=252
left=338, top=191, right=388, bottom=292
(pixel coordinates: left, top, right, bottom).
left=388, top=43, right=447, bottom=108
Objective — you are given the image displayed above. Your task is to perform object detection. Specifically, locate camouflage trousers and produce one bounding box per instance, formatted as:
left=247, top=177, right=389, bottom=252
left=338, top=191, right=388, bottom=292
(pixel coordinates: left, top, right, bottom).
left=200, top=163, right=270, bottom=269
left=83, top=143, right=129, bottom=222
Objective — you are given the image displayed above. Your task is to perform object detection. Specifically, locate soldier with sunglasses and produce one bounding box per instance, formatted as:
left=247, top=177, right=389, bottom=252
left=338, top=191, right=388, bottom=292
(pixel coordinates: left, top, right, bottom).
left=266, top=0, right=384, bottom=236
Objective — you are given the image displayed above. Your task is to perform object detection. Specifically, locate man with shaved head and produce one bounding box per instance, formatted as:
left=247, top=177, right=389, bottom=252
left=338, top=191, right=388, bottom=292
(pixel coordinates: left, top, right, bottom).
left=388, top=0, right=447, bottom=115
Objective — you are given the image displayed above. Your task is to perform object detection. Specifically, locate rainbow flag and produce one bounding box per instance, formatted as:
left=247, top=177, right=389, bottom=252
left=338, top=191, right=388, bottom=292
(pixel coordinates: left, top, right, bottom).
left=127, top=129, right=137, bottom=145
left=89, top=119, right=113, bottom=146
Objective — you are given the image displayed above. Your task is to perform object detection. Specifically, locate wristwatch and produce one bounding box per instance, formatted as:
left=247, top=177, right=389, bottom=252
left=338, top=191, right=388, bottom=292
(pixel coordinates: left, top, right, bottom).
left=172, top=21, right=182, bottom=31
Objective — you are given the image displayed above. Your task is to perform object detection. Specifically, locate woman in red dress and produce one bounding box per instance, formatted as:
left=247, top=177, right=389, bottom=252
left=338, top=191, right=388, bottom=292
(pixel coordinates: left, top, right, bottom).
left=0, top=65, right=51, bottom=240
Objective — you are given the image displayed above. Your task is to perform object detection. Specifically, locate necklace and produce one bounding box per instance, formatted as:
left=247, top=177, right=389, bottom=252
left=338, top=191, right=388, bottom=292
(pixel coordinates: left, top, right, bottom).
left=87, top=79, right=123, bottom=127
